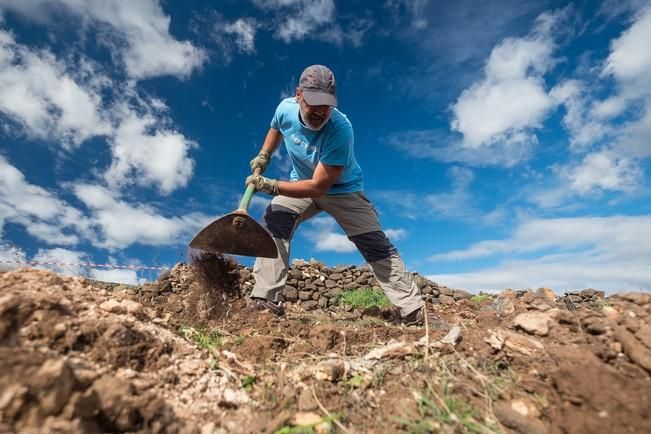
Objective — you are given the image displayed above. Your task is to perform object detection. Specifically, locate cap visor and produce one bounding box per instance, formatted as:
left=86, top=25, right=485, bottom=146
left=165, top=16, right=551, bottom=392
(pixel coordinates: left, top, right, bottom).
left=302, top=91, right=337, bottom=107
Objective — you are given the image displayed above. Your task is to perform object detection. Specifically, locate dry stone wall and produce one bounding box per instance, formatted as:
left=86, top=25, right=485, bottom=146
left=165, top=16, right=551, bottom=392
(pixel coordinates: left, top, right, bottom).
left=237, top=258, right=470, bottom=311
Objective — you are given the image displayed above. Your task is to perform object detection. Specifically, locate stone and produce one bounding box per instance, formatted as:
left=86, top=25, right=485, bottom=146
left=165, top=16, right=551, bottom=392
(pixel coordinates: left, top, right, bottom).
left=422, top=286, right=433, bottom=295
left=439, top=295, right=455, bottom=305
left=438, top=286, right=453, bottom=296
left=635, top=325, right=651, bottom=350
left=282, top=286, right=299, bottom=302
left=99, top=299, right=126, bottom=314
left=615, top=326, right=651, bottom=372
left=440, top=326, right=462, bottom=346
left=33, top=358, right=75, bottom=416
left=494, top=402, right=547, bottom=434
left=329, top=273, right=344, bottom=280
left=452, top=289, right=472, bottom=300
left=298, top=291, right=312, bottom=301
left=355, top=276, right=368, bottom=285
left=580, top=288, right=605, bottom=299
left=297, top=387, right=318, bottom=411
left=318, top=297, right=329, bottom=309
left=313, top=359, right=346, bottom=382
left=325, top=280, right=337, bottom=289
left=494, top=290, right=516, bottom=316
left=490, top=328, right=544, bottom=356
left=121, top=300, right=144, bottom=316
left=513, top=312, right=552, bottom=336
left=302, top=301, right=318, bottom=311
left=617, top=292, right=651, bottom=304
left=534, top=287, right=556, bottom=303
left=602, top=306, right=620, bottom=322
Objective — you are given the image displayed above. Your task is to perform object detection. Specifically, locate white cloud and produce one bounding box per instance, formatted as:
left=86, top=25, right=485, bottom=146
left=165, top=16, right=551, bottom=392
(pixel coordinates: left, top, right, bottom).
left=254, top=0, right=336, bottom=43
left=90, top=268, right=142, bottom=285
left=0, top=27, right=198, bottom=195
left=224, top=18, right=258, bottom=53
left=604, top=6, right=651, bottom=91
left=0, top=30, right=110, bottom=148
left=385, top=228, right=408, bottom=241
left=0, top=155, right=91, bottom=245
left=0, top=241, right=26, bottom=270
left=384, top=0, right=430, bottom=30
left=32, top=247, right=87, bottom=276
left=450, top=11, right=563, bottom=149
left=73, top=183, right=209, bottom=250
left=430, top=215, right=651, bottom=261
left=565, top=150, right=642, bottom=194
left=0, top=0, right=206, bottom=79
left=551, top=80, right=612, bottom=149
left=105, top=102, right=197, bottom=195
left=303, top=215, right=356, bottom=253
left=427, top=215, right=651, bottom=292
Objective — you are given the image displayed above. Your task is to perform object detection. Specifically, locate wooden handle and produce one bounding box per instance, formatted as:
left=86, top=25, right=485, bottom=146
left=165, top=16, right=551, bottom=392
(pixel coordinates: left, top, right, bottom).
left=237, top=167, right=261, bottom=212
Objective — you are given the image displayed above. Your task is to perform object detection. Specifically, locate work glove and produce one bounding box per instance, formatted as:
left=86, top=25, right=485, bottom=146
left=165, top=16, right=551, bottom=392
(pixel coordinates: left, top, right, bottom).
left=249, top=151, right=271, bottom=174
left=246, top=174, right=279, bottom=196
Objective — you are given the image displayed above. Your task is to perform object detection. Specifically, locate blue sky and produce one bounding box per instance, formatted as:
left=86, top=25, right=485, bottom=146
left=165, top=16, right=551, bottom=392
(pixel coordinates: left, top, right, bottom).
left=0, top=0, right=650, bottom=292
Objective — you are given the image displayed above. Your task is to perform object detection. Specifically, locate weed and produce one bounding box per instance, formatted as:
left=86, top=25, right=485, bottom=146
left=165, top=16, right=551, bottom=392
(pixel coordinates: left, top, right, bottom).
left=241, top=375, right=256, bottom=391
left=470, top=294, right=492, bottom=303
left=345, top=374, right=365, bottom=388
left=371, top=366, right=388, bottom=387
left=398, top=381, right=497, bottom=434
left=233, top=335, right=246, bottom=346
left=339, top=287, right=391, bottom=309
left=179, top=326, right=222, bottom=351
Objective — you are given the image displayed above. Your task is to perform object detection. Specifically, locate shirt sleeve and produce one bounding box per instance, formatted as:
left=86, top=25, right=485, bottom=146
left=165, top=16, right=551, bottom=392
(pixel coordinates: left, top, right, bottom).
left=270, top=101, right=284, bottom=130
left=319, top=122, right=354, bottom=167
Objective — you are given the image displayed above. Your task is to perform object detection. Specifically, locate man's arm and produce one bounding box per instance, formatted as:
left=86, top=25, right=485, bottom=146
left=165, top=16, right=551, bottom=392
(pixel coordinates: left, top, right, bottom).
left=277, top=162, right=344, bottom=198
left=261, top=128, right=283, bottom=155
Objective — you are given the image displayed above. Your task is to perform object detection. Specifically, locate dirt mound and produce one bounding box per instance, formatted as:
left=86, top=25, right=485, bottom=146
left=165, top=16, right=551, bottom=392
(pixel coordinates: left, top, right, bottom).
left=2, top=263, right=651, bottom=433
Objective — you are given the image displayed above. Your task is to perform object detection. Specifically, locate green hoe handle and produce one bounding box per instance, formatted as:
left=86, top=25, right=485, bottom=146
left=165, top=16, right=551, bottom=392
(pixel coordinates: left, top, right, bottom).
left=238, top=167, right=261, bottom=212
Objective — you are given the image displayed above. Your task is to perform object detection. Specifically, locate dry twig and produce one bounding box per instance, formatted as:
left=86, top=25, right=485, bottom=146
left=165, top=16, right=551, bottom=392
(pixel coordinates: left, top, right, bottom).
left=311, top=385, right=352, bottom=434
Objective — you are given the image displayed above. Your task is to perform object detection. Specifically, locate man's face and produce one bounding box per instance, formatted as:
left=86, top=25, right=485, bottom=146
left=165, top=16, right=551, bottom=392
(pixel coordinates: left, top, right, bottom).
left=296, top=89, right=332, bottom=130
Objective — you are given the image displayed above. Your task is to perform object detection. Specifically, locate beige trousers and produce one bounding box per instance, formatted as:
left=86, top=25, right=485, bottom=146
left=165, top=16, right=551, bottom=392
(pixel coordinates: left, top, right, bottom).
left=250, top=192, right=423, bottom=317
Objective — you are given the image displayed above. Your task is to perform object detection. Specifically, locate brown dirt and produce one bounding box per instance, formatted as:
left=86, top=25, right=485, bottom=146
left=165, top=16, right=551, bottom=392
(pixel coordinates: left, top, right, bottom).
left=2, top=261, right=651, bottom=434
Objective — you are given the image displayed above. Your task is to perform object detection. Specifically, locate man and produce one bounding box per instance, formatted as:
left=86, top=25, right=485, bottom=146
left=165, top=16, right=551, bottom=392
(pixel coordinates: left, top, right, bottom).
left=246, top=64, right=426, bottom=325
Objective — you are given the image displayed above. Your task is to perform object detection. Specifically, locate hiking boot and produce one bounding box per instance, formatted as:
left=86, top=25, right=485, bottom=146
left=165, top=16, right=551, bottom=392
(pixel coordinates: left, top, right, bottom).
left=400, top=307, right=447, bottom=329
left=250, top=297, right=285, bottom=316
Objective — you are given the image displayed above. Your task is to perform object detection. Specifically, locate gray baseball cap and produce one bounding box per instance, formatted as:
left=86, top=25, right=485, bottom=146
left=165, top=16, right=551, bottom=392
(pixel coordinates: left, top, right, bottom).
left=298, top=65, right=337, bottom=107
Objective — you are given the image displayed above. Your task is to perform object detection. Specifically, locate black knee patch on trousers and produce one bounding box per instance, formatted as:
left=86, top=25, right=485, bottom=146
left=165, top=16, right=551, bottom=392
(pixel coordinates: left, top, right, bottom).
left=348, top=231, right=397, bottom=263
left=263, top=204, right=300, bottom=240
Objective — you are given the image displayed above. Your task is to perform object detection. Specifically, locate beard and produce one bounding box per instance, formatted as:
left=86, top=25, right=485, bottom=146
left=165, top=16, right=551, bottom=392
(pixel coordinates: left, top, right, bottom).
left=299, top=103, right=331, bottom=131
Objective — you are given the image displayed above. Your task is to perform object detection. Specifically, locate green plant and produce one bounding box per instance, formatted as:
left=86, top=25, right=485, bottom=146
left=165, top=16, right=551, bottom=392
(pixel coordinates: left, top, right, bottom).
left=470, top=294, right=491, bottom=303
left=233, top=335, right=246, bottom=346
left=339, top=288, right=391, bottom=309
left=345, top=374, right=365, bottom=388
left=398, top=381, right=496, bottom=434
left=179, top=326, right=222, bottom=351
left=241, top=375, right=256, bottom=391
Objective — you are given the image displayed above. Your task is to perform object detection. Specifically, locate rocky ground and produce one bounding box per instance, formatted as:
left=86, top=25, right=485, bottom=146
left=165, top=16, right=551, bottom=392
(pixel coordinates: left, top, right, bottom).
left=1, top=253, right=650, bottom=433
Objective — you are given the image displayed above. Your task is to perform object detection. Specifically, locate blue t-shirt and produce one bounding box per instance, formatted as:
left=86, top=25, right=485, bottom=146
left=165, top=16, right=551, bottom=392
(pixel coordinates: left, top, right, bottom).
left=270, top=97, right=364, bottom=195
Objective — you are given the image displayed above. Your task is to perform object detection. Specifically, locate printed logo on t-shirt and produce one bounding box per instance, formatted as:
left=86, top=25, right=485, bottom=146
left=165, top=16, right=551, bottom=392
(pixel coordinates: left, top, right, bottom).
left=291, top=134, right=316, bottom=153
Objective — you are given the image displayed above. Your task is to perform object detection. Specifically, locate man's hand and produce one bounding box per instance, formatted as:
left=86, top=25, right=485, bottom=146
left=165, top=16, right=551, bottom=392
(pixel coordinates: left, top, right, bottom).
left=246, top=174, right=279, bottom=195
left=249, top=151, right=271, bottom=174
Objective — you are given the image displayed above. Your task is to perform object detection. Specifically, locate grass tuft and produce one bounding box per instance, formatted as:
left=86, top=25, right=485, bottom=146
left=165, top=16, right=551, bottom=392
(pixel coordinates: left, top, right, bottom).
left=339, top=287, right=391, bottom=309
left=398, top=381, right=497, bottom=434
left=470, top=294, right=492, bottom=303
left=179, top=326, right=222, bottom=351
